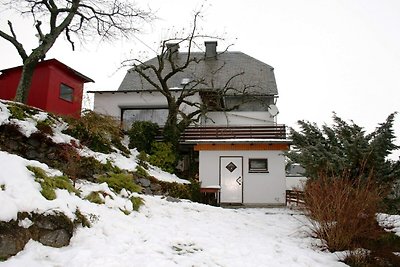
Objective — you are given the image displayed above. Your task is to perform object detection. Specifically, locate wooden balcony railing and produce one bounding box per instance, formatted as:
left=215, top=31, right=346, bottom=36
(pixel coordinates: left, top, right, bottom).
left=178, top=125, right=287, bottom=142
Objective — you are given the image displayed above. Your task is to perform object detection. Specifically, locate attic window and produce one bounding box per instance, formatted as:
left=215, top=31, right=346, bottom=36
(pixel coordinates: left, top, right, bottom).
left=59, top=84, right=74, bottom=102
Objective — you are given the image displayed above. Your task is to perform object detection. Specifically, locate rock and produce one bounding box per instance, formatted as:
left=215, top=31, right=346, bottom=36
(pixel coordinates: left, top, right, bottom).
left=139, top=178, right=151, bottom=187
left=47, top=152, right=57, bottom=160
left=0, top=234, right=27, bottom=259
left=7, top=140, right=19, bottom=151
left=35, top=218, right=57, bottom=230
left=166, top=196, right=181, bottom=203
left=150, top=183, right=162, bottom=191
left=38, top=229, right=71, bottom=248
left=143, top=187, right=153, bottom=195
left=25, top=149, right=39, bottom=160
left=27, top=138, right=41, bottom=148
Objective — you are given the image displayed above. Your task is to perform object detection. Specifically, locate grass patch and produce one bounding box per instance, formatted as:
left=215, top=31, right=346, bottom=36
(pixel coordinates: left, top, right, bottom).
left=27, top=165, right=79, bottom=200
left=97, top=172, right=142, bottom=194
left=8, top=102, right=39, bottom=120
left=84, top=191, right=105, bottom=204
left=74, top=209, right=91, bottom=228
left=130, top=196, right=144, bottom=211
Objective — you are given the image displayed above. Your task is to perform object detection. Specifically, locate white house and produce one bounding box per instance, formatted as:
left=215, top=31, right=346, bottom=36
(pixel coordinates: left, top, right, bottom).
left=91, top=41, right=291, bottom=206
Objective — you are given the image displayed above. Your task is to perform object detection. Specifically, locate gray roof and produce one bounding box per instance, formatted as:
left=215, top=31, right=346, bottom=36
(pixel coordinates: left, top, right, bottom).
left=118, top=51, right=278, bottom=95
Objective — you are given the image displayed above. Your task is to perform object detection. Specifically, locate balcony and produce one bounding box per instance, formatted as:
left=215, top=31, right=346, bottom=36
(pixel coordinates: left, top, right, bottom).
left=179, top=125, right=288, bottom=143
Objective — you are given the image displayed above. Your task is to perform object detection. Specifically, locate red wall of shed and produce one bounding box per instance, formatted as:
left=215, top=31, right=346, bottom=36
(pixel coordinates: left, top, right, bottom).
left=45, top=65, right=83, bottom=118
left=0, top=62, right=83, bottom=118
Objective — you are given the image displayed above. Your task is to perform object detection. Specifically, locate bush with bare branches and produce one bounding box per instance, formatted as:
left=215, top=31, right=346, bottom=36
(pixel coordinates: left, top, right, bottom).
left=303, top=172, right=383, bottom=251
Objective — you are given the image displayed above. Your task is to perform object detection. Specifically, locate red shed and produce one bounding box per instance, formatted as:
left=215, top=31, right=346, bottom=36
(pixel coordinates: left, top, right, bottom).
left=0, top=59, right=94, bottom=118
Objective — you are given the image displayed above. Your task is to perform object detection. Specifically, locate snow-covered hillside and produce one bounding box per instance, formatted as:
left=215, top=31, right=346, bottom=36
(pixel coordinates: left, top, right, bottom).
left=0, top=151, right=348, bottom=267
left=0, top=100, right=352, bottom=266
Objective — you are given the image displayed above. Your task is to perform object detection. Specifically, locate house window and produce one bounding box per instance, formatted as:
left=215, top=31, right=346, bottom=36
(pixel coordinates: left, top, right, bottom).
left=249, top=158, right=268, bottom=173
left=122, top=108, right=168, bottom=129
left=60, top=84, right=74, bottom=102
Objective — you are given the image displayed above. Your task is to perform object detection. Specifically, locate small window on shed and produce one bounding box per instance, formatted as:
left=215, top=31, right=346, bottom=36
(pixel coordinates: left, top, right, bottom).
left=249, top=158, right=268, bottom=173
left=60, top=84, right=74, bottom=102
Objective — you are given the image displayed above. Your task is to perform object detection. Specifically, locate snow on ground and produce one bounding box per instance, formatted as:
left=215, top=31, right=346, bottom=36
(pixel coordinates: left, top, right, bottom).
left=0, top=151, right=347, bottom=267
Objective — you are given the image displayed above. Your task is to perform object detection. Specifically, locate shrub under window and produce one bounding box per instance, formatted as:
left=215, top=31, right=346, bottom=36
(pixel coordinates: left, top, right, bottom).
left=249, top=158, right=268, bottom=173
left=60, top=84, right=74, bottom=102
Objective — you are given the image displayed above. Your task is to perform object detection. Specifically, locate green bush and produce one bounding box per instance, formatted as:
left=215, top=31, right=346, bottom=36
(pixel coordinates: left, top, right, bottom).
left=27, top=166, right=79, bottom=200
left=64, top=111, right=126, bottom=154
left=8, top=102, right=38, bottom=120
left=137, top=151, right=149, bottom=169
left=127, top=121, right=159, bottom=153
left=148, top=142, right=177, bottom=173
left=97, top=172, right=142, bottom=194
left=135, top=165, right=149, bottom=178
left=36, top=119, right=54, bottom=135
left=161, top=182, right=191, bottom=199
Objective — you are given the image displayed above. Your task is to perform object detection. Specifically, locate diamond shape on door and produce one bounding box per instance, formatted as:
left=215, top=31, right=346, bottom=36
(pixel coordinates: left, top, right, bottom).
left=226, top=162, right=237, bottom=172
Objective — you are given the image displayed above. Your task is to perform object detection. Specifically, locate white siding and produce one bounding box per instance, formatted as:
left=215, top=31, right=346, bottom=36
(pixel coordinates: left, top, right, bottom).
left=202, top=111, right=275, bottom=126
left=92, top=91, right=201, bottom=125
left=199, top=150, right=286, bottom=205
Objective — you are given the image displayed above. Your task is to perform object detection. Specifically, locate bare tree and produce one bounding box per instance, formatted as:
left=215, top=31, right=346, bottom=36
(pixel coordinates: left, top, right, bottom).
left=0, top=0, right=153, bottom=103
left=124, top=12, right=258, bottom=147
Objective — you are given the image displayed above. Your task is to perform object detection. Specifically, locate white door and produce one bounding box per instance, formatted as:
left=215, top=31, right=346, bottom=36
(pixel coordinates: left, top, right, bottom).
left=220, top=157, right=243, bottom=203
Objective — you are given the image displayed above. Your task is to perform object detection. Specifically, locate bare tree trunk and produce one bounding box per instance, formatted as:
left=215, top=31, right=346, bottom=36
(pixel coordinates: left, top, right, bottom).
left=163, top=103, right=181, bottom=148
left=14, top=58, right=39, bottom=103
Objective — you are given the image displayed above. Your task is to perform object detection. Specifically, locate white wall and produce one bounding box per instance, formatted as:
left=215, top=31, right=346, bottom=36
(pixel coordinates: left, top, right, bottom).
left=93, top=92, right=276, bottom=127
left=202, top=111, right=275, bottom=126
left=92, top=91, right=201, bottom=120
left=199, top=149, right=287, bottom=205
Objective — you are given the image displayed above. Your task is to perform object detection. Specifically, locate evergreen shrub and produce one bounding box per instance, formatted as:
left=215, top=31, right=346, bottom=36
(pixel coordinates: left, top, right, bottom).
left=148, top=142, right=177, bottom=173
left=127, top=121, right=159, bottom=153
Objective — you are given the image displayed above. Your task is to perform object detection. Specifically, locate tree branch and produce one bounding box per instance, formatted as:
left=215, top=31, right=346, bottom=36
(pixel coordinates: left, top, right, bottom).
left=0, top=21, right=28, bottom=61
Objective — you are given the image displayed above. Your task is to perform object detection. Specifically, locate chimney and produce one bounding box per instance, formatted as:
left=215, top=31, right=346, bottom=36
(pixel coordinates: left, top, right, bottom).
left=205, top=41, right=217, bottom=58
left=166, top=43, right=179, bottom=59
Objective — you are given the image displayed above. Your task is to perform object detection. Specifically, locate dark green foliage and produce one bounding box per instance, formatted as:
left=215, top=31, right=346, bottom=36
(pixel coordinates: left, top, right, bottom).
left=97, top=172, right=142, bottom=194
left=188, top=179, right=202, bottom=203
left=127, top=121, right=159, bottom=153
left=64, top=111, right=126, bottom=154
left=36, top=119, right=54, bottom=135
left=287, top=113, right=399, bottom=184
left=137, top=151, right=149, bottom=169
left=27, top=165, right=79, bottom=200
left=148, top=142, right=177, bottom=173
left=135, top=165, right=149, bottom=178
left=161, top=182, right=191, bottom=199
left=158, top=179, right=200, bottom=201
left=0, top=184, right=5, bottom=191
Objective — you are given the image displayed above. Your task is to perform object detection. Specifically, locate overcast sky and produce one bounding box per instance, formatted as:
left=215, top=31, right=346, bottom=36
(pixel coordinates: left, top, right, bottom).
left=1, top=0, right=399, bottom=158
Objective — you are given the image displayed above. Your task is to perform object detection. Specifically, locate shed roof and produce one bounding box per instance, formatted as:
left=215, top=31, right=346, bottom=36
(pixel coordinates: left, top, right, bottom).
left=0, top=58, right=94, bottom=83
left=118, top=51, right=278, bottom=95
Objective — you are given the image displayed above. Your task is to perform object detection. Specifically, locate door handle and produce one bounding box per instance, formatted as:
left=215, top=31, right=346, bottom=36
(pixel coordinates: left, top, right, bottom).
left=236, top=176, right=242, bottom=185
